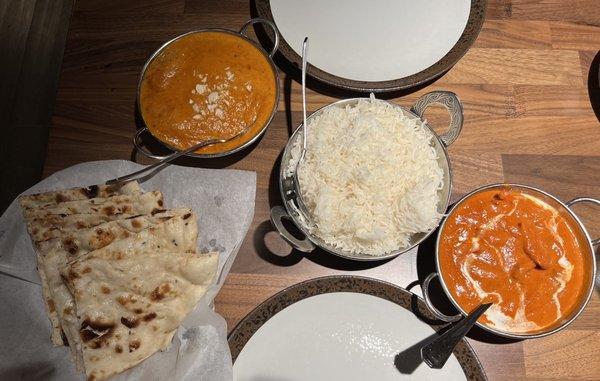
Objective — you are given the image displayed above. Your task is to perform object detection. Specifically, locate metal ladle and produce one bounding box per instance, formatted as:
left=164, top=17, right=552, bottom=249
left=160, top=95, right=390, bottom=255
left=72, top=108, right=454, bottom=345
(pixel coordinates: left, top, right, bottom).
left=291, top=37, right=312, bottom=218
left=106, top=125, right=250, bottom=186
left=421, top=303, right=492, bottom=369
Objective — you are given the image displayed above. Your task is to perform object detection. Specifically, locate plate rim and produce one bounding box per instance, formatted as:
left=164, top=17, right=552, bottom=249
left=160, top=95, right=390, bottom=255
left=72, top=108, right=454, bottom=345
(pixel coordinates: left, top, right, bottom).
left=255, top=0, right=487, bottom=92
left=228, top=275, right=487, bottom=381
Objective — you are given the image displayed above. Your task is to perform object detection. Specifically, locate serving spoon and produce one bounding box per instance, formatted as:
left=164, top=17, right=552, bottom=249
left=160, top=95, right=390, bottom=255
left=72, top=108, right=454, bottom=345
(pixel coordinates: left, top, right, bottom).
left=291, top=37, right=311, bottom=217
left=421, top=302, right=492, bottom=369
left=106, top=125, right=250, bottom=186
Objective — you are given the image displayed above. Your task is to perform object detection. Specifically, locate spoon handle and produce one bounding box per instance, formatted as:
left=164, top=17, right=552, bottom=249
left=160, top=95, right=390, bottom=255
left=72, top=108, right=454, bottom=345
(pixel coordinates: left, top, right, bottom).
left=106, top=126, right=249, bottom=186
left=421, top=303, right=492, bottom=369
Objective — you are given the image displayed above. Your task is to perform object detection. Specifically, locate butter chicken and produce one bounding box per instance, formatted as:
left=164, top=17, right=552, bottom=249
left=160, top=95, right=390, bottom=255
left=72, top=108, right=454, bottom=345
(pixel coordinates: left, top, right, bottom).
left=140, top=31, right=277, bottom=155
left=439, top=187, right=587, bottom=333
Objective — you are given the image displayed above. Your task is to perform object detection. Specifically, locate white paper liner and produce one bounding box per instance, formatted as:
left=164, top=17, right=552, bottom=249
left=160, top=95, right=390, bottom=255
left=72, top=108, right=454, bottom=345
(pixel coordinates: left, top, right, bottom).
left=0, top=160, right=256, bottom=381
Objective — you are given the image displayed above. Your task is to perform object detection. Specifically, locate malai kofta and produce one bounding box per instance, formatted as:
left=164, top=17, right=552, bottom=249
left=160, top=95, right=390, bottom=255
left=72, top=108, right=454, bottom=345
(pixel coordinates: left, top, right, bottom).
left=139, top=31, right=277, bottom=155
left=439, top=187, right=587, bottom=334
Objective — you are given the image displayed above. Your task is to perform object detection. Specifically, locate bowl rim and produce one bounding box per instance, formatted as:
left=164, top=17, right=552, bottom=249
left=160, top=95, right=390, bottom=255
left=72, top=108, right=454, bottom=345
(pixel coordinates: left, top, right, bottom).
left=434, top=182, right=598, bottom=339
left=279, top=97, right=454, bottom=261
left=136, top=28, right=281, bottom=158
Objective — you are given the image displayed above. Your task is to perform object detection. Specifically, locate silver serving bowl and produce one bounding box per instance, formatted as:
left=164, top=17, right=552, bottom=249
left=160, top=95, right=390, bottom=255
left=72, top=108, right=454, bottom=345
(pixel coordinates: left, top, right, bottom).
left=134, top=18, right=281, bottom=159
left=271, top=91, right=464, bottom=261
left=423, top=183, right=599, bottom=339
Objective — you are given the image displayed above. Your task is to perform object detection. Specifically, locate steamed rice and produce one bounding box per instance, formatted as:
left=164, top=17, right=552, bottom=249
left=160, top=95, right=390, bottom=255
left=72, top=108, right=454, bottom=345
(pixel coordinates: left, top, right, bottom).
left=286, top=96, right=443, bottom=256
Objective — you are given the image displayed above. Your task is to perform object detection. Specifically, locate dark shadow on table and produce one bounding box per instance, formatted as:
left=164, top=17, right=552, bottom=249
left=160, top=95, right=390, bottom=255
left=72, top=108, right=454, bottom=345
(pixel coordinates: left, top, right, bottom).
left=254, top=217, right=394, bottom=271
left=587, top=50, right=600, bottom=123
left=415, top=213, right=523, bottom=345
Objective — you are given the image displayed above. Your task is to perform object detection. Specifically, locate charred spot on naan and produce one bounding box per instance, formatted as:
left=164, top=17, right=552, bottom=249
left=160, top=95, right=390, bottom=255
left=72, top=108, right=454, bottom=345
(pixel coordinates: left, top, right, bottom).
left=117, top=294, right=138, bottom=306
left=128, top=339, right=141, bottom=352
left=80, top=318, right=115, bottom=344
left=150, top=282, right=174, bottom=301
left=56, top=193, right=69, bottom=203
left=62, top=237, right=79, bottom=256
left=81, top=185, right=100, bottom=199
left=92, top=227, right=116, bottom=247
left=120, top=316, right=139, bottom=329
left=101, top=285, right=111, bottom=294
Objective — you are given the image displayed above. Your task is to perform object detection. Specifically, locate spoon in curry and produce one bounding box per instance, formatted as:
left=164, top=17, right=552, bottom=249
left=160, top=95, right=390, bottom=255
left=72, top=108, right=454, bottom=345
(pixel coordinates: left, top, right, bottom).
left=106, top=125, right=250, bottom=186
left=421, top=302, right=492, bottom=369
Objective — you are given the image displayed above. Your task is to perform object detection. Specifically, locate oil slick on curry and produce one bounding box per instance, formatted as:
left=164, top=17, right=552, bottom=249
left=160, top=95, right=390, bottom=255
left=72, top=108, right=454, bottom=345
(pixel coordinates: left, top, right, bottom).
left=139, top=31, right=277, bottom=155
left=439, top=187, right=588, bottom=334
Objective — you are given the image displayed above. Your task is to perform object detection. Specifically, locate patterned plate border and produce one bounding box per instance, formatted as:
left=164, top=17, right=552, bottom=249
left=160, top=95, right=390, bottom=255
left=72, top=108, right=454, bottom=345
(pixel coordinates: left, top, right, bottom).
left=228, top=275, right=487, bottom=380
left=255, top=0, right=487, bottom=92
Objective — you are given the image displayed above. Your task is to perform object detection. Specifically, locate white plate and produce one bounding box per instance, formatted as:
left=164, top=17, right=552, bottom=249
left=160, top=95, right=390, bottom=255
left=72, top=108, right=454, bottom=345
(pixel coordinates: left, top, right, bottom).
left=270, top=0, right=470, bottom=82
left=233, top=292, right=467, bottom=380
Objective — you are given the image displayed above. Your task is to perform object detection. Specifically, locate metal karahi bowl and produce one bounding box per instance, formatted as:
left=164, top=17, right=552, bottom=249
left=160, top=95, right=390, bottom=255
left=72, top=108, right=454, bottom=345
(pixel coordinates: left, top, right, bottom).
left=270, top=91, right=464, bottom=261
left=134, top=18, right=281, bottom=159
left=423, top=183, right=599, bottom=339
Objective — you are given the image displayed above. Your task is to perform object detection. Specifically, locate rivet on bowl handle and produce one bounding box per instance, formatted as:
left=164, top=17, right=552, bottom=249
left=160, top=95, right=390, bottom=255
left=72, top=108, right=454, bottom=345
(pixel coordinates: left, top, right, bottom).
left=133, top=127, right=170, bottom=161
left=566, top=197, right=600, bottom=246
left=270, top=206, right=315, bottom=253
left=422, top=272, right=463, bottom=322
left=411, top=91, right=464, bottom=147
left=239, top=18, right=280, bottom=58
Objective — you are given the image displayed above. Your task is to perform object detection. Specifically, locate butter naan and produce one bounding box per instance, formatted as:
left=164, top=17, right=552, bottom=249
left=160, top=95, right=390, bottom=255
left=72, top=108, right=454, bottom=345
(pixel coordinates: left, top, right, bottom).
left=23, top=190, right=164, bottom=220
left=64, top=250, right=218, bottom=381
left=57, top=211, right=199, bottom=373
left=25, top=191, right=165, bottom=242
left=19, top=181, right=141, bottom=211
left=37, top=209, right=189, bottom=354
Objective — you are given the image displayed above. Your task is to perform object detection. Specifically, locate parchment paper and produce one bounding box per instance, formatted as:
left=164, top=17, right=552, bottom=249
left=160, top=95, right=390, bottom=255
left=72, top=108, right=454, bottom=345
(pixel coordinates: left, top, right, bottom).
left=0, top=160, right=256, bottom=381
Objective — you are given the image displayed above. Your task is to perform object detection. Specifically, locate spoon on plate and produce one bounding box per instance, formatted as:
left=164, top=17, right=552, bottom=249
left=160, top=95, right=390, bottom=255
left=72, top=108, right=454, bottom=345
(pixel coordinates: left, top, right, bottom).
left=421, top=302, right=492, bottom=369
left=106, top=125, right=250, bottom=186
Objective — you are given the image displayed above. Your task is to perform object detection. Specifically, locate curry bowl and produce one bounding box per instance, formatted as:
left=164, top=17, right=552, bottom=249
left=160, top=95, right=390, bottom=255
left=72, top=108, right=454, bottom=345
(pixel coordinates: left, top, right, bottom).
left=423, top=183, right=598, bottom=339
left=270, top=91, right=463, bottom=261
left=134, top=18, right=281, bottom=159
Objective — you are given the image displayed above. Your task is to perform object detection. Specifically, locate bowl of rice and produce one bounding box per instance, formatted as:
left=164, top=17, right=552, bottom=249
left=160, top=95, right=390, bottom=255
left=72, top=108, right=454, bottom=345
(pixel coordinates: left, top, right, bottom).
left=271, top=91, right=463, bottom=260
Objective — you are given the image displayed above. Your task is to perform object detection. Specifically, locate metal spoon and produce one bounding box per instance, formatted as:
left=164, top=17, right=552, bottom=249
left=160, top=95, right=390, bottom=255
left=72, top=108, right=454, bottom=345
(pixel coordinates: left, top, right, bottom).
left=106, top=125, right=250, bottom=186
left=291, top=37, right=311, bottom=217
left=421, top=303, right=492, bottom=369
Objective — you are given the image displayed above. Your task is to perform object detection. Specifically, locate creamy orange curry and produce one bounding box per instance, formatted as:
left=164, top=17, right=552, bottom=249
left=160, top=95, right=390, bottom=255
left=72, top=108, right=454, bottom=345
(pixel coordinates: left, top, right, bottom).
left=140, top=31, right=277, bottom=154
left=439, top=187, right=587, bottom=333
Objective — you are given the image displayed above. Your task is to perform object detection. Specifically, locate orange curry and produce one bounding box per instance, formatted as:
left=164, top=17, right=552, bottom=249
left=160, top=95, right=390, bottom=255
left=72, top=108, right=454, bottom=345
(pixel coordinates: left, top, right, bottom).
left=140, top=31, right=277, bottom=154
left=439, top=187, right=587, bottom=333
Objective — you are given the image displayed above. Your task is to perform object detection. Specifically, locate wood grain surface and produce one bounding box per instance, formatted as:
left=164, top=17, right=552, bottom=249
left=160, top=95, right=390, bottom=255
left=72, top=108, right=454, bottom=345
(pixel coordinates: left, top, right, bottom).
left=43, top=1, right=600, bottom=380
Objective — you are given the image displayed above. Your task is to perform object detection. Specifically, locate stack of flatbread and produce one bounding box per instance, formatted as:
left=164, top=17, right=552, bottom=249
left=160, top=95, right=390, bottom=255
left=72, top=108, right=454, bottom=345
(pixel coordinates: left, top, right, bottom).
left=19, top=181, right=218, bottom=381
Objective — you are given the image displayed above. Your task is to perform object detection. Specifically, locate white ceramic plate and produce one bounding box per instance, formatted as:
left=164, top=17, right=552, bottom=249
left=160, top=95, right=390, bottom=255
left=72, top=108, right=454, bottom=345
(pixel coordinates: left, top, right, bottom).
left=233, top=292, right=466, bottom=380
left=257, top=0, right=486, bottom=91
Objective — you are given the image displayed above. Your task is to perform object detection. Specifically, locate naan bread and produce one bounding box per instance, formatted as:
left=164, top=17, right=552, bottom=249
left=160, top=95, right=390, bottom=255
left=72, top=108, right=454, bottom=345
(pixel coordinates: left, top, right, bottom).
left=57, top=211, right=199, bottom=374
left=65, top=250, right=218, bottom=381
left=19, top=181, right=141, bottom=210
left=37, top=210, right=188, bottom=351
left=23, top=191, right=164, bottom=220
left=26, top=192, right=165, bottom=241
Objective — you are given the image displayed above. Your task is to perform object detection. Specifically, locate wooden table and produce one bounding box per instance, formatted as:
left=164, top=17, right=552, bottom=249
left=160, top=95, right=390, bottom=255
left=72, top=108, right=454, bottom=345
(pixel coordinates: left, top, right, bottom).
left=45, top=1, right=600, bottom=379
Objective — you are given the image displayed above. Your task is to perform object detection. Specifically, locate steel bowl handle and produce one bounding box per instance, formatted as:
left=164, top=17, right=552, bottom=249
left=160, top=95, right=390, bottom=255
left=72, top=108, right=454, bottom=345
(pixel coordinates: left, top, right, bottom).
left=133, top=127, right=170, bottom=160
left=411, top=91, right=464, bottom=147
left=422, top=272, right=463, bottom=322
left=566, top=197, right=600, bottom=246
left=240, top=18, right=280, bottom=58
left=270, top=206, right=315, bottom=252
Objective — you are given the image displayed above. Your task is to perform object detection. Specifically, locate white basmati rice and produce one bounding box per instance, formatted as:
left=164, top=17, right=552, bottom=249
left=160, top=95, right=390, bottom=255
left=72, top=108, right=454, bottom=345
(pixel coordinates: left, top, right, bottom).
left=286, top=96, right=444, bottom=256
